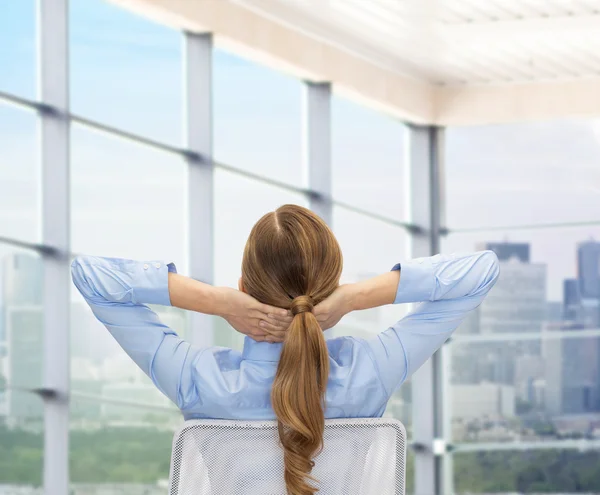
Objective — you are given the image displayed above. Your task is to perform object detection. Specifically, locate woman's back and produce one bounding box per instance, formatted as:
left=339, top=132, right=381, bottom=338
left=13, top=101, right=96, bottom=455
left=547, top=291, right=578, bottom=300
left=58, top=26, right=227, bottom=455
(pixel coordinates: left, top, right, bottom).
left=182, top=336, right=386, bottom=420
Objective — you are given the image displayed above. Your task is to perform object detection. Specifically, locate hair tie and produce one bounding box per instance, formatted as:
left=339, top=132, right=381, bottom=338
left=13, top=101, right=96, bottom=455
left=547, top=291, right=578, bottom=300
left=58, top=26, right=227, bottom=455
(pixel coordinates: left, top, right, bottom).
left=291, top=295, right=314, bottom=315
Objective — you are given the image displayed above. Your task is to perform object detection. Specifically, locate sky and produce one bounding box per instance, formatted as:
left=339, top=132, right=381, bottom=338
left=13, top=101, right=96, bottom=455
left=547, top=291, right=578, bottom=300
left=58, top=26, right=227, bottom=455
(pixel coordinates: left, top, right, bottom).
left=1, top=0, right=600, bottom=312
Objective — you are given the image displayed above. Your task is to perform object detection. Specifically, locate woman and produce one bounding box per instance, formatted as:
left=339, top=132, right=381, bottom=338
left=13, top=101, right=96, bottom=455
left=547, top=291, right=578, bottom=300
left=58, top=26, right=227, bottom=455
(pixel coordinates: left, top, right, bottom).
left=72, top=204, right=499, bottom=495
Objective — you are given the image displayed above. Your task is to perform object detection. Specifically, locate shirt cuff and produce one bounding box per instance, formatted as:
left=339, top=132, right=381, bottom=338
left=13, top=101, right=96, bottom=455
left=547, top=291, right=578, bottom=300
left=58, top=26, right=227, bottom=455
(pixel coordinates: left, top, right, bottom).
left=391, top=257, right=435, bottom=304
left=132, top=260, right=178, bottom=306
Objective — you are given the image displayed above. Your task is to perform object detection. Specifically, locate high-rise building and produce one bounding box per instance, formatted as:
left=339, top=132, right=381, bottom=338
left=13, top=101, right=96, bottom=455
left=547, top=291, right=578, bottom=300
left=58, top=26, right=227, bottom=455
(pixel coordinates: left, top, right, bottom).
left=543, top=322, right=600, bottom=415
left=563, top=278, right=582, bottom=321
left=577, top=240, right=600, bottom=299
left=453, top=244, right=546, bottom=394
left=478, top=258, right=546, bottom=335
left=484, top=242, right=530, bottom=263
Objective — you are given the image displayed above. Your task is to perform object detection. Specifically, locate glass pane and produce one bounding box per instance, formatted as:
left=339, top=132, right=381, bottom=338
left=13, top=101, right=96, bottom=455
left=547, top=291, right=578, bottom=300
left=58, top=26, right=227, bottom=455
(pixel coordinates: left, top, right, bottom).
left=213, top=168, right=309, bottom=349
left=0, top=390, right=43, bottom=488
left=70, top=0, right=183, bottom=145
left=70, top=124, right=187, bottom=268
left=214, top=49, right=303, bottom=186
left=0, top=103, right=39, bottom=242
left=443, top=227, right=600, bottom=331
left=450, top=334, right=600, bottom=444
left=445, top=120, right=600, bottom=229
left=407, top=450, right=414, bottom=495
left=384, top=382, right=412, bottom=439
left=454, top=449, right=600, bottom=493
left=70, top=397, right=180, bottom=488
left=333, top=205, right=409, bottom=338
left=332, top=96, right=406, bottom=221
left=0, top=244, right=42, bottom=390
left=0, top=1, right=36, bottom=99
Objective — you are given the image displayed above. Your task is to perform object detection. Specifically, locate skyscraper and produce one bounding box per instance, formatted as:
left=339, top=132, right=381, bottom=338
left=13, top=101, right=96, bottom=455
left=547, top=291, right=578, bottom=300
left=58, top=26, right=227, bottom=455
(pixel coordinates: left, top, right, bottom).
left=454, top=243, right=546, bottom=394
left=478, top=257, right=546, bottom=336
left=543, top=321, right=600, bottom=415
left=563, top=278, right=581, bottom=321
left=485, top=242, right=530, bottom=263
left=577, top=240, right=600, bottom=299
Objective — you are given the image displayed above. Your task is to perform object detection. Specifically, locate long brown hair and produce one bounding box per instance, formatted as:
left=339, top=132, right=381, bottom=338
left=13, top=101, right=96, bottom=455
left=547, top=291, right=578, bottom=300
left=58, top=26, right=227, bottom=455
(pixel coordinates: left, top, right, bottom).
left=241, top=204, right=343, bottom=495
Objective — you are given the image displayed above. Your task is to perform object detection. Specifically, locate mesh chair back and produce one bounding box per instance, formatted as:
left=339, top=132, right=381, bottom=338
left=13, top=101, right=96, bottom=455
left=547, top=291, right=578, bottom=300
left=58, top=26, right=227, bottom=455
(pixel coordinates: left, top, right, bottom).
left=169, top=418, right=406, bottom=495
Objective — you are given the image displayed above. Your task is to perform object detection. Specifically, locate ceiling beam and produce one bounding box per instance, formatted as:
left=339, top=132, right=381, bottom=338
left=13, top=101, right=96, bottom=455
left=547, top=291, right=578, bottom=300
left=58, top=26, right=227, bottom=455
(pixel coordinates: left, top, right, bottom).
left=109, top=0, right=436, bottom=124
left=436, top=77, right=600, bottom=126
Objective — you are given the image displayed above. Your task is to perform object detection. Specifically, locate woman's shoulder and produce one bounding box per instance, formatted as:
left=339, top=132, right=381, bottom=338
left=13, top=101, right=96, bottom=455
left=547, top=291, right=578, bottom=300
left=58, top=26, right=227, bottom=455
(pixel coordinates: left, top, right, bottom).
left=325, top=335, right=363, bottom=363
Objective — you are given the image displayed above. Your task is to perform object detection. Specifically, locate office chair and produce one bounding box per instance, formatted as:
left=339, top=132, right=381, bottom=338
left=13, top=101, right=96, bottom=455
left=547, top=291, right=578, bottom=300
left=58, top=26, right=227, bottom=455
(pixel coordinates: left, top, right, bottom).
left=169, top=418, right=406, bottom=495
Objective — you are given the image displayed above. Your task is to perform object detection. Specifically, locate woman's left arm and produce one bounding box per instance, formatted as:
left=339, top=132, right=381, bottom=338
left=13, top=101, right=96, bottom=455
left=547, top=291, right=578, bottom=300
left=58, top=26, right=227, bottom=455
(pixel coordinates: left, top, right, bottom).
left=71, top=255, right=290, bottom=408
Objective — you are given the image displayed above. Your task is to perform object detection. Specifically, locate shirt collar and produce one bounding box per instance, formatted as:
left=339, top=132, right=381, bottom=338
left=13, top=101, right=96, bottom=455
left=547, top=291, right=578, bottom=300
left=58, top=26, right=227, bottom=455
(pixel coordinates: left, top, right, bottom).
left=241, top=336, right=283, bottom=362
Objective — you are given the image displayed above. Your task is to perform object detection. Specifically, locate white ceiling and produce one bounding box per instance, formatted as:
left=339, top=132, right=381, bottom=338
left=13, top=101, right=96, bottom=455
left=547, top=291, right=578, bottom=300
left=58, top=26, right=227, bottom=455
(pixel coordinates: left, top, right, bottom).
left=232, top=0, right=600, bottom=86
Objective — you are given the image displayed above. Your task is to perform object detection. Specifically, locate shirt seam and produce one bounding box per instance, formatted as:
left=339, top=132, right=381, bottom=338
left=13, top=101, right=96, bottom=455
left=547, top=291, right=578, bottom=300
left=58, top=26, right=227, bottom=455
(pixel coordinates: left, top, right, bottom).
left=353, top=337, right=394, bottom=401
left=179, top=346, right=208, bottom=412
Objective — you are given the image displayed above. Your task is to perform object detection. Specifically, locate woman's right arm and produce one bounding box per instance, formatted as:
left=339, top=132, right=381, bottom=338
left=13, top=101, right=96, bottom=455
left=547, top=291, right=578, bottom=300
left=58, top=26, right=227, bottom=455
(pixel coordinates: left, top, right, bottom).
left=317, top=251, right=500, bottom=396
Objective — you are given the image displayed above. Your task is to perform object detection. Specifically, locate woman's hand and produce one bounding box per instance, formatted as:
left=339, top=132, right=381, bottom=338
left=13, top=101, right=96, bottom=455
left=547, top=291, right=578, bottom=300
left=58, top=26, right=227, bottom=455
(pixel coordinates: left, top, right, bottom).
left=215, top=287, right=292, bottom=343
left=314, top=284, right=357, bottom=330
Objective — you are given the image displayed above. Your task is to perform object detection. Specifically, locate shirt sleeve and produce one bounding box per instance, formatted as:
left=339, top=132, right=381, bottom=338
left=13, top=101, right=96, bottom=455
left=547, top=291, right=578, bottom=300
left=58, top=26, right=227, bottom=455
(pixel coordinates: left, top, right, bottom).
left=363, top=250, right=500, bottom=397
left=71, top=255, right=201, bottom=409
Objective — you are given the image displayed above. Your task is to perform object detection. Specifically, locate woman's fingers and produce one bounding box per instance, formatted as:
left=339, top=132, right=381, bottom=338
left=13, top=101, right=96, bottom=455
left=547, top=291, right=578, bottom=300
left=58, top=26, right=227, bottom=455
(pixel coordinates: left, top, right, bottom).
left=250, top=310, right=292, bottom=328
left=258, top=319, right=289, bottom=334
left=251, top=324, right=285, bottom=343
left=255, top=302, right=289, bottom=319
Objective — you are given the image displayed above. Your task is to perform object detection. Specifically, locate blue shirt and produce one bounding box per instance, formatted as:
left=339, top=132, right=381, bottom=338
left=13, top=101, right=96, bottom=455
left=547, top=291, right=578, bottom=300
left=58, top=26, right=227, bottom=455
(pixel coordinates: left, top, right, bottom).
left=71, top=251, right=499, bottom=420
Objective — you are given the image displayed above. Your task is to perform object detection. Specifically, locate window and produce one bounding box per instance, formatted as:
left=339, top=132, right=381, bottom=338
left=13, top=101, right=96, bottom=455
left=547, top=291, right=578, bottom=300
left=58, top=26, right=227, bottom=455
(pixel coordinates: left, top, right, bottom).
left=70, top=0, right=183, bottom=145
left=445, top=121, right=600, bottom=229
left=0, top=1, right=36, bottom=99
left=213, top=49, right=303, bottom=186
left=332, top=96, right=407, bottom=221
left=0, top=103, right=39, bottom=242
left=445, top=122, right=600, bottom=491
left=70, top=124, right=188, bottom=267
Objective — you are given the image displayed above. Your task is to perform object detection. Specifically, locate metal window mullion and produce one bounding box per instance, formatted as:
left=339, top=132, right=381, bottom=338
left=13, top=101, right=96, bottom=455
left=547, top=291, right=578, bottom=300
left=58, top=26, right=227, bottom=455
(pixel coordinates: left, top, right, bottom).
left=184, top=32, right=214, bottom=347
left=406, top=124, right=448, bottom=495
left=304, top=82, right=332, bottom=226
left=39, top=0, right=70, bottom=494
left=406, top=124, right=435, bottom=495
left=430, top=126, right=453, bottom=495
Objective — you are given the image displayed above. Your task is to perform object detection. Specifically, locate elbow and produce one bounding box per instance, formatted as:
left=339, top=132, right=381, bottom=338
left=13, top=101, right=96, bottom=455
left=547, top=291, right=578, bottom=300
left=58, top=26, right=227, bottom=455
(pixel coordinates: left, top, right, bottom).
left=70, top=256, right=94, bottom=296
left=70, top=256, right=84, bottom=285
left=482, top=250, right=500, bottom=287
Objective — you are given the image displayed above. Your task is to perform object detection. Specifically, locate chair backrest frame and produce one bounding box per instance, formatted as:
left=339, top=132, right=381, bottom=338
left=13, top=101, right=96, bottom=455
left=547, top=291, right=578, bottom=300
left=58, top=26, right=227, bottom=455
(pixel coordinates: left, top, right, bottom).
left=169, top=418, right=406, bottom=495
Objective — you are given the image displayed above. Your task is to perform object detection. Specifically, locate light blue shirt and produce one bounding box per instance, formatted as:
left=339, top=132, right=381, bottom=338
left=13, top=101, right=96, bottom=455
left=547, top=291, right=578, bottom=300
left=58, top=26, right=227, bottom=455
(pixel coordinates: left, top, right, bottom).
left=71, top=251, right=499, bottom=420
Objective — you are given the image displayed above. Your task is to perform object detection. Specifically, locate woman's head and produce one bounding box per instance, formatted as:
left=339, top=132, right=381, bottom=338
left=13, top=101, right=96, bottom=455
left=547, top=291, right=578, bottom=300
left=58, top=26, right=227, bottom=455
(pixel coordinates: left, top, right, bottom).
left=241, top=204, right=342, bottom=310
left=241, top=204, right=342, bottom=495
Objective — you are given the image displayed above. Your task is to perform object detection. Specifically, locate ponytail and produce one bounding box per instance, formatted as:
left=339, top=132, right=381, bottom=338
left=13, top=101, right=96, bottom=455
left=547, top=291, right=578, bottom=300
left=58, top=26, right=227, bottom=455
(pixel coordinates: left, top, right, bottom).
left=271, top=295, right=329, bottom=495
